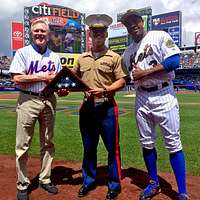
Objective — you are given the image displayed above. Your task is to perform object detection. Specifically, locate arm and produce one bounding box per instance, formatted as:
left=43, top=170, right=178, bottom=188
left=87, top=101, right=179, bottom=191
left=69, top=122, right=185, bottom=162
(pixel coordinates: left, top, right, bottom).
left=161, top=54, right=180, bottom=72
left=105, top=77, right=126, bottom=92
left=133, top=54, right=180, bottom=80
left=133, top=64, right=163, bottom=81
left=89, top=77, right=126, bottom=96
left=12, top=73, right=56, bottom=84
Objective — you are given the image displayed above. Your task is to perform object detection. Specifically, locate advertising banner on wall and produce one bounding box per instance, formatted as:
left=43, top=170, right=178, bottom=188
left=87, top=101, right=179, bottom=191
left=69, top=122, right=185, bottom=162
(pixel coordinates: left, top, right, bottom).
left=108, top=22, right=128, bottom=38
left=58, top=53, right=81, bottom=68
left=24, top=2, right=85, bottom=54
left=152, top=11, right=182, bottom=47
left=11, top=21, right=24, bottom=50
left=108, top=36, right=128, bottom=55
left=195, top=32, right=200, bottom=46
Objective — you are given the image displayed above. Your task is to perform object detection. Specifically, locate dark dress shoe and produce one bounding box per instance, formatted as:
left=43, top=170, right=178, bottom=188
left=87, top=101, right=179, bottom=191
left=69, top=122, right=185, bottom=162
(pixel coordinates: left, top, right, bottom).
left=39, top=182, right=58, bottom=194
left=78, top=184, right=95, bottom=197
left=17, top=189, right=29, bottom=200
left=105, top=189, right=120, bottom=200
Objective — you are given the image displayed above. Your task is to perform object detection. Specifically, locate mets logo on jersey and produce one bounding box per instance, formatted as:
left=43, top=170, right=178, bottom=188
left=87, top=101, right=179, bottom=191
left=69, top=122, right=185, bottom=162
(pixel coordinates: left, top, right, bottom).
left=129, top=44, right=153, bottom=67
left=143, top=44, right=153, bottom=57
left=129, top=44, right=155, bottom=71
left=27, top=60, right=56, bottom=74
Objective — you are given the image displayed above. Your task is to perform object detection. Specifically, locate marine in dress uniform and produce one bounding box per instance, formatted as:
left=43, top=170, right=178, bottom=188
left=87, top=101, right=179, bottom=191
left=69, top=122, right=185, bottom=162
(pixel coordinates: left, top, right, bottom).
left=73, top=14, right=129, bottom=200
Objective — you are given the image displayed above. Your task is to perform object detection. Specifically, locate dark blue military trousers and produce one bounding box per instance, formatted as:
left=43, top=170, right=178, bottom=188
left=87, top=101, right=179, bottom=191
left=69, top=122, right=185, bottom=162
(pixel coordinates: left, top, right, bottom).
left=79, top=99, right=121, bottom=191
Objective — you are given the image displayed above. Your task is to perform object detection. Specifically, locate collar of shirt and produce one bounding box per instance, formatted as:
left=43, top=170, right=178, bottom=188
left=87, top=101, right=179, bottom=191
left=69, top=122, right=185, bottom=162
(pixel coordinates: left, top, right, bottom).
left=31, top=43, right=47, bottom=55
left=83, top=48, right=113, bottom=59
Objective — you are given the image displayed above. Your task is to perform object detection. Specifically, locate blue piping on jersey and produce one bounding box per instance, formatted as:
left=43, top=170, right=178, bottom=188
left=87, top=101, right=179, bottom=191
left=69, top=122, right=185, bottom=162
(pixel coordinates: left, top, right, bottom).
left=161, top=54, right=180, bottom=72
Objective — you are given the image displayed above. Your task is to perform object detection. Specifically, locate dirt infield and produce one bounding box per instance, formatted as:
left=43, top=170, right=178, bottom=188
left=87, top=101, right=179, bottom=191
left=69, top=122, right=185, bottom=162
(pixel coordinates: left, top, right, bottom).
left=0, top=93, right=18, bottom=99
left=0, top=155, right=199, bottom=200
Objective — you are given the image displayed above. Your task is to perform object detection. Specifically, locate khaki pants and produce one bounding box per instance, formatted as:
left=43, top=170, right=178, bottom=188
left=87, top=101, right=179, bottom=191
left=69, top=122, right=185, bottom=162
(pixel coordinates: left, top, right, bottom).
left=15, top=92, right=57, bottom=190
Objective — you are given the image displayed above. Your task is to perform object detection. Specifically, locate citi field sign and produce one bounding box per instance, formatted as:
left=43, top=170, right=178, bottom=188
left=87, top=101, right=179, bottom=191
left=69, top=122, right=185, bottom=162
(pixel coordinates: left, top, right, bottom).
left=31, top=3, right=80, bottom=19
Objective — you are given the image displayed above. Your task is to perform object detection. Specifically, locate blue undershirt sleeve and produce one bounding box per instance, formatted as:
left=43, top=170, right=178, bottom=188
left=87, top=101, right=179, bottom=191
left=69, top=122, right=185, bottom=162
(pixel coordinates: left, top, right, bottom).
left=161, top=54, right=180, bottom=72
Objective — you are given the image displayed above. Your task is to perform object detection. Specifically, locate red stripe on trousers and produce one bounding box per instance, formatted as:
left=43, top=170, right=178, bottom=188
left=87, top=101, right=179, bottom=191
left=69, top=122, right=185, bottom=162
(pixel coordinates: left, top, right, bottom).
left=113, top=100, right=121, bottom=180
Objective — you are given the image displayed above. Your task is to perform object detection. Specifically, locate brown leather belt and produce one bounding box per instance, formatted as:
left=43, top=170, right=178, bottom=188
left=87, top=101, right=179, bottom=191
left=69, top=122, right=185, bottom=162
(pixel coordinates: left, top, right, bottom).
left=140, top=82, right=169, bottom=92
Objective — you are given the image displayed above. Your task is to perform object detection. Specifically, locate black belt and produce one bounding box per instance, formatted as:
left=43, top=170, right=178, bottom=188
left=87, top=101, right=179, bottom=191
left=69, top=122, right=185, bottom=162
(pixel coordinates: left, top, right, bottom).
left=20, top=90, right=52, bottom=98
left=84, top=96, right=114, bottom=103
left=140, top=82, right=169, bottom=92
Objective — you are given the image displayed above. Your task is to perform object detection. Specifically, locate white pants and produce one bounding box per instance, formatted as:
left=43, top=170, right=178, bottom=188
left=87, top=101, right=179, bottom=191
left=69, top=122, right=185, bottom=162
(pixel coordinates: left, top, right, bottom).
left=135, top=84, right=182, bottom=153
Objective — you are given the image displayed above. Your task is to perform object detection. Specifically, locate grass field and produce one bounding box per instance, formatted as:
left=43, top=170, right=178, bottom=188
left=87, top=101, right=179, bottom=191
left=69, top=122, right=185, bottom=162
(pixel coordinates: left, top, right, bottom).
left=0, top=91, right=199, bottom=176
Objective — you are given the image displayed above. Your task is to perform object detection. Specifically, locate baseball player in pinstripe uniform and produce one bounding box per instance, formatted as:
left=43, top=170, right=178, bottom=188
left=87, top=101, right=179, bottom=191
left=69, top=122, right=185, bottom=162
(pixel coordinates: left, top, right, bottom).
left=121, top=9, right=189, bottom=200
left=73, top=14, right=128, bottom=200
left=9, top=19, right=68, bottom=200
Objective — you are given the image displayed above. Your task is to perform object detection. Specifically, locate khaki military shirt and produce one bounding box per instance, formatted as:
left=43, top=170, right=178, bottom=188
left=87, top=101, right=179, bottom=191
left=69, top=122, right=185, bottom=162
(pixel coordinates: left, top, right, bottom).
left=73, top=48, right=128, bottom=90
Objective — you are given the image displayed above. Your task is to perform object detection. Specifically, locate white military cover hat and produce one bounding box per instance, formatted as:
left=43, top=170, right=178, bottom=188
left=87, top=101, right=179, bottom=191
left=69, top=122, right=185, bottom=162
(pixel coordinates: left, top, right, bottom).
left=85, top=14, right=113, bottom=29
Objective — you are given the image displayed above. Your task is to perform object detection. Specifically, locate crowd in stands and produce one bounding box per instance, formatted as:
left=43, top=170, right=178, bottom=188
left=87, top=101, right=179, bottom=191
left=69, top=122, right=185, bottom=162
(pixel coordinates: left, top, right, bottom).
left=0, top=56, right=12, bottom=70
left=0, top=56, right=13, bottom=88
left=173, top=73, right=200, bottom=91
left=180, top=51, right=200, bottom=68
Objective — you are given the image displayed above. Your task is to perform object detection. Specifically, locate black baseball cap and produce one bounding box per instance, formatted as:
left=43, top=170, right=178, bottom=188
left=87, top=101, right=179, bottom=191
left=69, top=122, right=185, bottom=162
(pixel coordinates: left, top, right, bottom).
left=121, top=9, right=143, bottom=26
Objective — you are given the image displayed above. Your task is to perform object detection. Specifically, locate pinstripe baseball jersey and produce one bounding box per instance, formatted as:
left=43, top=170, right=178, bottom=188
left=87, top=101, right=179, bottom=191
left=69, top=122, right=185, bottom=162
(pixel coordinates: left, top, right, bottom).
left=9, top=44, right=62, bottom=93
left=122, top=30, right=180, bottom=88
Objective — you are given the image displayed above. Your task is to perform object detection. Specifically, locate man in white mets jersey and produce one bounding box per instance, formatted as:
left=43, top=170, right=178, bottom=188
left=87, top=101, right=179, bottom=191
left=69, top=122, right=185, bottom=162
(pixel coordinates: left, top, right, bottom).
left=121, top=9, right=189, bottom=200
left=9, top=19, right=68, bottom=200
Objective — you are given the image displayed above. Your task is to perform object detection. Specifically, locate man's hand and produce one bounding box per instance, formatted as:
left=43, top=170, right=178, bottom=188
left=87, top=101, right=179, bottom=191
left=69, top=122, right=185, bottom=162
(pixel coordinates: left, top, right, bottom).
left=57, top=89, right=69, bottom=97
left=132, top=65, right=147, bottom=80
left=88, top=88, right=105, bottom=97
left=132, top=63, right=165, bottom=81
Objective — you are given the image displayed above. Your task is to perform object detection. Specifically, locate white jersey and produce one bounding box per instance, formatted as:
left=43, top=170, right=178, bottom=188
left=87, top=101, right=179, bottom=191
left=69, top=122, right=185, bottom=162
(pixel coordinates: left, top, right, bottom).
left=122, top=30, right=180, bottom=88
left=9, top=45, right=62, bottom=93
